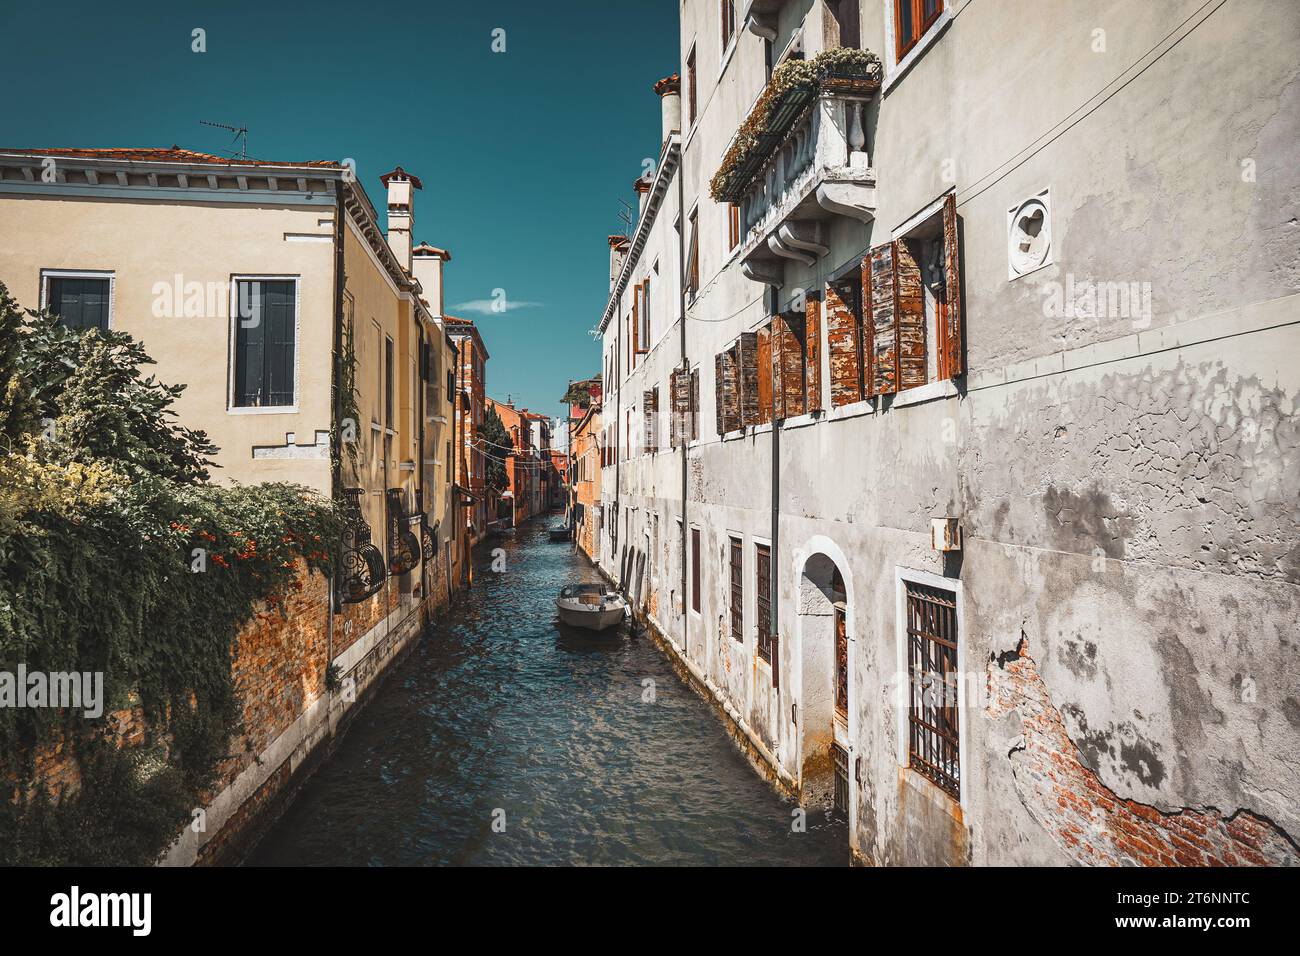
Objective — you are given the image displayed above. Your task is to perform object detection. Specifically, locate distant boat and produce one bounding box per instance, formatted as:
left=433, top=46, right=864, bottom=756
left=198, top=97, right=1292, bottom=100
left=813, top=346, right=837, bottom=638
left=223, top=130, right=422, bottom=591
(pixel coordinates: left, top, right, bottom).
left=555, top=583, right=627, bottom=631
left=548, top=524, right=570, bottom=541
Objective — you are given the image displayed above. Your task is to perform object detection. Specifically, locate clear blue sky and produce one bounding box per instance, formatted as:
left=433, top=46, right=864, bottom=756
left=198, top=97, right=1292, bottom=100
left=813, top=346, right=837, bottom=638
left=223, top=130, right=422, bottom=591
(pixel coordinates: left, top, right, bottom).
left=0, top=0, right=677, bottom=419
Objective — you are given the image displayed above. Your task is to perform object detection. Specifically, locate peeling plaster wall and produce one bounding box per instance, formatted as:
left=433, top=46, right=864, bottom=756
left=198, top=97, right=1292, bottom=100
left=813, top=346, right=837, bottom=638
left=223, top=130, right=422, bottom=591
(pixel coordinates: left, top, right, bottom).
left=598, top=0, right=1300, bottom=865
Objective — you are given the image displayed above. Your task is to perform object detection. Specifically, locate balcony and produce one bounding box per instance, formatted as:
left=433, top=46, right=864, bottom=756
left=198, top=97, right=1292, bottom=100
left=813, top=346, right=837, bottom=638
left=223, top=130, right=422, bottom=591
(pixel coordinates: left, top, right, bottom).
left=711, top=49, right=881, bottom=288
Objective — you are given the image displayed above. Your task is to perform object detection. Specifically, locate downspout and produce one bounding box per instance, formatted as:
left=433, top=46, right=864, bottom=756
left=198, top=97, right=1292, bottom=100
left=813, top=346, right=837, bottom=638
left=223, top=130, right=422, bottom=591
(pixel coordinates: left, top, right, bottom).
left=451, top=338, right=460, bottom=589
left=327, top=181, right=347, bottom=682
left=614, top=297, right=622, bottom=587
left=417, top=319, right=426, bottom=611
left=675, top=152, right=688, bottom=654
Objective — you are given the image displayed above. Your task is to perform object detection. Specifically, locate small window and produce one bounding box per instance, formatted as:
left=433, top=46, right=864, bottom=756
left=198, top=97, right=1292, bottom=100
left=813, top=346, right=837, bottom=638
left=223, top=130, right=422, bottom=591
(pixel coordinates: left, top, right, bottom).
left=729, top=536, right=744, bottom=641
left=727, top=203, right=741, bottom=251
left=384, top=336, right=394, bottom=427
left=232, top=278, right=296, bottom=408
left=43, top=271, right=112, bottom=332
left=691, top=527, right=702, bottom=613
left=833, top=0, right=861, bottom=50
left=686, top=45, right=698, bottom=127
left=905, top=580, right=960, bottom=799
left=894, top=0, right=944, bottom=62
left=720, top=0, right=736, bottom=53
left=755, top=543, right=772, bottom=662
left=638, top=279, right=650, bottom=352
left=447, top=368, right=455, bottom=403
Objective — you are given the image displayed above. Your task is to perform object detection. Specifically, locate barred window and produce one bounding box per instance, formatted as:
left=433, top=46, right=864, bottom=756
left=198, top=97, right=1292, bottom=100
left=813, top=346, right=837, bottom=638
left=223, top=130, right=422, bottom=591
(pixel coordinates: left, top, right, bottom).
left=905, top=581, right=960, bottom=799
left=729, top=536, right=743, bottom=642
left=755, top=543, right=772, bottom=662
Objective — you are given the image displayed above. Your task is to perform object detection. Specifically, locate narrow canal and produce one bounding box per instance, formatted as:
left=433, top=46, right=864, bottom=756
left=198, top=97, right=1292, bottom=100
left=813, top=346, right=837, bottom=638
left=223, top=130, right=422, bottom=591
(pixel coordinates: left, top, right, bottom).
left=250, top=522, right=847, bottom=866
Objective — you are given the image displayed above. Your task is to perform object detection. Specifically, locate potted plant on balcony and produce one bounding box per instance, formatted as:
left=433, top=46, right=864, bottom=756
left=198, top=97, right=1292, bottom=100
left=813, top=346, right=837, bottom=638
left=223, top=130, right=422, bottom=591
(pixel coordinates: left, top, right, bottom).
left=815, top=46, right=882, bottom=94
left=710, top=57, right=817, bottom=203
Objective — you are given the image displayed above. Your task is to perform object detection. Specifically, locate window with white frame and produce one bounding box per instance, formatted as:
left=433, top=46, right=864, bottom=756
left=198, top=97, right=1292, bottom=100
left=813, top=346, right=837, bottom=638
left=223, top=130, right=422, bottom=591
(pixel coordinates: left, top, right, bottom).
left=896, top=569, right=963, bottom=802
left=231, top=277, right=297, bottom=408
left=41, top=269, right=113, bottom=332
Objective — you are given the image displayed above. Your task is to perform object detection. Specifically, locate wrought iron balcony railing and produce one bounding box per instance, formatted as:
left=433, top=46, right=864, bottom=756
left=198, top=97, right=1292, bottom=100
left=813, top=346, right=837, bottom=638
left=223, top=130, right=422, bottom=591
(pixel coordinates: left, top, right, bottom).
left=386, top=489, right=422, bottom=577
left=415, top=488, right=437, bottom=562
left=710, top=49, right=881, bottom=288
left=339, top=487, right=385, bottom=604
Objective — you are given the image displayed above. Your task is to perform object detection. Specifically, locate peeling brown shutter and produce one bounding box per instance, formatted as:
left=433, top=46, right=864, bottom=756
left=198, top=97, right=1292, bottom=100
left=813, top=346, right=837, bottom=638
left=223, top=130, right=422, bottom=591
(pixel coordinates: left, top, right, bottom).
left=868, top=243, right=898, bottom=396
left=826, top=281, right=862, bottom=406
left=756, top=325, right=773, bottom=423
left=631, top=293, right=640, bottom=362
left=643, top=389, right=654, bottom=453
left=737, top=332, right=760, bottom=427
left=804, top=293, right=822, bottom=413
left=896, top=239, right=927, bottom=390
left=690, top=367, right=700, bottom=441
left=771, top=314, right=804, bottom=418
left=671, top=367, right=690, bottom=447
left=769, top=319, right=785, bottom=421
left=941, top=192, right=964, bottom=379
left=715, top=348, right=739, bottom=435
left=861, top=255, right=875, bottom=397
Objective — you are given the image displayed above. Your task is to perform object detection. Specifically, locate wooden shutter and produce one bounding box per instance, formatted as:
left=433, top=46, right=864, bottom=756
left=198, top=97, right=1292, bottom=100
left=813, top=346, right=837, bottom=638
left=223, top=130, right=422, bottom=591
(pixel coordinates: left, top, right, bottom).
left=940, top=192, right=964, bottom=378
left=896, top=240, right=927, bottom=390
left=714, top=349, right=740, bottom=435
left=714, top=353, right=725, bottom=435
left=643, top=389, right=655, bottom=453
left=826, top=280, right=862, bottom=406
left=737, top=332, right=760, bottom=427
left=671, top=367, right=690, bottom=447
left=756, top=325, right=773, bottom=423
left=867, top=243, right=897, bottom=396
left=805, top=293, right=822, bottom=413
left=771, top=313, right=804, bottom=418
left=768, top=319, right=785, bottom=421
left=690, top=367, right=700, bottom=441
left=631, top=292, right=640, bottom=361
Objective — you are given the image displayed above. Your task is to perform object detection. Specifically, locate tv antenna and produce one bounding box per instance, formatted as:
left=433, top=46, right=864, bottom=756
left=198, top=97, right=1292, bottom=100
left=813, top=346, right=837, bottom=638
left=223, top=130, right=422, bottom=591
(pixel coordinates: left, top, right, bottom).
left=616, top=198, right=633, bottom=235
left=199, top=119, right=248, bottom=160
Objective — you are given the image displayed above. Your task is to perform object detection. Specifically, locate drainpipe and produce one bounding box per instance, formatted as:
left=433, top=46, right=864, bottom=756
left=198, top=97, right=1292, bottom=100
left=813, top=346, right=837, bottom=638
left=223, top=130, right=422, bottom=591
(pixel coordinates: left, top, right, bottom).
left=417, top=319, right=426, bottom=610
left=327, top=182, right=347, bottom=680
left=614, top=298, right=622, bottom=586
left=675, top=157, right=688, bottom=653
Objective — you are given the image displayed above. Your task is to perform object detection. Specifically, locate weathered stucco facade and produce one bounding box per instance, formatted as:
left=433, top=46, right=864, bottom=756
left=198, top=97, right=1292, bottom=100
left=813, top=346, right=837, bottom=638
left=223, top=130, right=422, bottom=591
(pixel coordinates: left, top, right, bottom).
left=599, top=0, right=1299, bottom=866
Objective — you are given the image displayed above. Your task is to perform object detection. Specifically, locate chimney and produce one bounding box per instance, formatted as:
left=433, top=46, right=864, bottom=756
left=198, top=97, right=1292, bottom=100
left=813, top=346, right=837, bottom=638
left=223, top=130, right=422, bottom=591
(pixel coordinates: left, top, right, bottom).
left=379, top=166, right=423, bottom=272
left=654, top=74, right=681, bottom=146
left=608, top=235, right=630, bottom=292
left=412, top=242, right=451, bottom=316
left=633, top=175, right=652, bottom=217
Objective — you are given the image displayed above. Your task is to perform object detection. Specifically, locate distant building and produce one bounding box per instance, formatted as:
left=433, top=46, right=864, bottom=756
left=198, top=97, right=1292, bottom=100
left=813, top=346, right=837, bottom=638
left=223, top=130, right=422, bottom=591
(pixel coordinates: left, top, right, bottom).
left=446, top=315, right=489, bottom=547
left=570, top=397, right=602, bottom=561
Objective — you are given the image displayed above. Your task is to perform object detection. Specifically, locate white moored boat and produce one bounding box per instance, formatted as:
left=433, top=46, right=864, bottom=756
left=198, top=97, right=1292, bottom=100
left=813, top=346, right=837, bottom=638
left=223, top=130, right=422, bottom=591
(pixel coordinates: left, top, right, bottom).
left=555, top=583, right=627, bottom=632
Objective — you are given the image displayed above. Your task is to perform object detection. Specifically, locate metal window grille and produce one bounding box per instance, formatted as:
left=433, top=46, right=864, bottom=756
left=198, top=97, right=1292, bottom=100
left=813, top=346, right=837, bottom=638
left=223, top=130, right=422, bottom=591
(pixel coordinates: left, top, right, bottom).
left=755, top=543, right=772, bottom=662
left=835, top=605, right=849, bottom=718
left=905, top=581, right=960, bottom=798
left=729, top=537, right=743, bottom=641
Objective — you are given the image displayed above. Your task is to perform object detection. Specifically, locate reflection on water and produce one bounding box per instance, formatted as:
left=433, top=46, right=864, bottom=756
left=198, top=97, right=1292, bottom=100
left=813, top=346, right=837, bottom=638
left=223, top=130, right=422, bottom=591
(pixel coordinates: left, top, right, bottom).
left=250, top=522, right=847, bottom=866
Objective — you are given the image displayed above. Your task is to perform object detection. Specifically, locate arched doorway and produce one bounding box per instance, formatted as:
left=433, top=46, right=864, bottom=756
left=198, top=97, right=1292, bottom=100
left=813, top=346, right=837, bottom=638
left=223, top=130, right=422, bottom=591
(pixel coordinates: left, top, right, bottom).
left=797, top=550, right=851, bottom=815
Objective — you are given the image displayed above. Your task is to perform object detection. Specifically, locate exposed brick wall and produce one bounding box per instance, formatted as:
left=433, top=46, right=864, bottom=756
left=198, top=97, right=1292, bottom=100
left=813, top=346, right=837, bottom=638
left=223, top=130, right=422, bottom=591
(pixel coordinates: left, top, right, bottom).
left=987, top=634, right=1298, bottom=866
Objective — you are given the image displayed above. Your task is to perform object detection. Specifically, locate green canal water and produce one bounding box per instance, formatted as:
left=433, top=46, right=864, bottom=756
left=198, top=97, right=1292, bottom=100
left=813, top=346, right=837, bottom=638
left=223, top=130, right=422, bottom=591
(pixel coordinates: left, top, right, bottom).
left=249, top=521, right=848, bottom=866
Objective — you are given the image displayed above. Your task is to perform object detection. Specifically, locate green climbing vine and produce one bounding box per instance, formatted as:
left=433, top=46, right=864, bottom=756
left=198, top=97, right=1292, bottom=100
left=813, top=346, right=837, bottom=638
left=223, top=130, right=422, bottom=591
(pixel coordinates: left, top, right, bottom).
left=0, top=282, right=342, bottom=864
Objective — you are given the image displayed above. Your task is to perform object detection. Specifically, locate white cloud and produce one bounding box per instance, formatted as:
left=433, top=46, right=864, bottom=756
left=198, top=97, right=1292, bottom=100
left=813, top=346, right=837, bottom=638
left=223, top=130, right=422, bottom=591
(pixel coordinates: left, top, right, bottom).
left=451, top=299, right=544, bottom=315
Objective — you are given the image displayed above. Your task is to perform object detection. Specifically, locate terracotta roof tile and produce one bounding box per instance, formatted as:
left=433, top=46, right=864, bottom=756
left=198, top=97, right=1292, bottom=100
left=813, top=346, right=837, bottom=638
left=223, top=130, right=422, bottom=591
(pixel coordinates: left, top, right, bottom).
left=4, top=146, right=341, bottom=168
